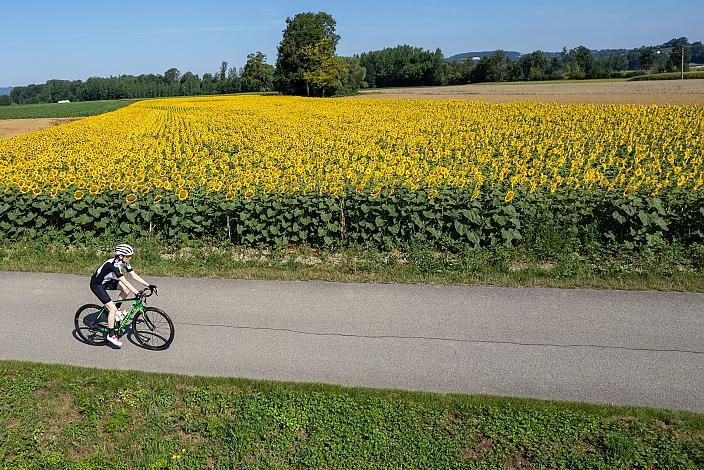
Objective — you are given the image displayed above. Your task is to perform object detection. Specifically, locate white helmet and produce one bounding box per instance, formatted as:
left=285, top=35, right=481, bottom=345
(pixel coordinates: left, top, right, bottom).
left=115, top=244, right=134, bottom=256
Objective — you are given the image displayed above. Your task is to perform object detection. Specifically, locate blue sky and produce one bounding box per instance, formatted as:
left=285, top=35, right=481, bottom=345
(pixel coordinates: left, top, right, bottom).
left=1, top=0, right=701, bottom=86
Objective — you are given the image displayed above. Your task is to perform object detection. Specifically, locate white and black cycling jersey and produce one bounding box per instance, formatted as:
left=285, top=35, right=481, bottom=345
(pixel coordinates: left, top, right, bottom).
left=90, top=257, right=134, bottom=285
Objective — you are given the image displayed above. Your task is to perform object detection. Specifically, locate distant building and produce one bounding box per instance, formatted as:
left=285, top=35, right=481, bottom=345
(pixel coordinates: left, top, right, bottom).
left=57, top=100, right=71, bottom=104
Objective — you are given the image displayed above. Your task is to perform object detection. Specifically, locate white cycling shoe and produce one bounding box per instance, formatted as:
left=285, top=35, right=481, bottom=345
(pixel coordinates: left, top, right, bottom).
left=107, top=335, right=123, bottom=348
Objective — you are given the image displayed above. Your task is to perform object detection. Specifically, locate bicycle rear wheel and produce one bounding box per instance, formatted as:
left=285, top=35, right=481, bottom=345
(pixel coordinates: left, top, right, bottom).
left=74, top=304, right=108, bottom=346
left=132, top=307, right=175, bottom=350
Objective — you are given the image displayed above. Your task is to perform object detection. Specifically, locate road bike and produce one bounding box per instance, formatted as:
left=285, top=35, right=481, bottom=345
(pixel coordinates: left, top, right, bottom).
left=74, top=285, right=175, bottom=350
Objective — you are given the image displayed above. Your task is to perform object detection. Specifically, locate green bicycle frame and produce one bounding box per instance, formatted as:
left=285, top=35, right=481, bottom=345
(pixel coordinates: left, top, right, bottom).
left=96, top=297, right=145, bottom=334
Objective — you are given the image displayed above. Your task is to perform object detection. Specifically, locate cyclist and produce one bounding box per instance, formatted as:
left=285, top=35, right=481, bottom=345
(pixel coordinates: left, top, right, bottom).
left=89, top=244, right=155, bottom=348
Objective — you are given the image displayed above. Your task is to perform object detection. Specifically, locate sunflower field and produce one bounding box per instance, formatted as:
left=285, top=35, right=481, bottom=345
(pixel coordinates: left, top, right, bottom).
left=0, top=96, right=702, bottom=248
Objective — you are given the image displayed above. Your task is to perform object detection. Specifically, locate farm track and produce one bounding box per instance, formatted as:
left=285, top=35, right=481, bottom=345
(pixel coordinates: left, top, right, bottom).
left=1, top=271, right=702, bottom=411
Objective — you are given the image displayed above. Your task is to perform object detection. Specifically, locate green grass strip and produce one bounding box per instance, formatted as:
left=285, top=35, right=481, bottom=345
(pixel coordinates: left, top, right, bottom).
left=1, top=360, right=702, bottom=468
left=2, top=237, right=704, bottom=292
left=474, top=78, right=628, bottom=85
left=628, top=71, right=704, bottom=81
left=0, top=99, right=136, bottom=119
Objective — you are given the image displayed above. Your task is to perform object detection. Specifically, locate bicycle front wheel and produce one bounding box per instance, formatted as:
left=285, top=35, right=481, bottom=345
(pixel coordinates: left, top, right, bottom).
left=132, top=307, right=175, bottom=350
left=74, top=304, right=108, bottom=346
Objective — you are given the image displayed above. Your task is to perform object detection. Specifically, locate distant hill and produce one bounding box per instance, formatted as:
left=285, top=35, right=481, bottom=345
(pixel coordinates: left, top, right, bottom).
left=447, top=51, right=523, bottom=62
left=447, top=38, right=702, bottom=62
left=447, top=50, right=565, bottom=62
left=0, top=87, right=12, bottom=95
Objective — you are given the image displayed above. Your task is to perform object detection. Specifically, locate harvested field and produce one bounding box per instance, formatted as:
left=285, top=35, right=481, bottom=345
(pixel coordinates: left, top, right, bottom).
left=357, top=79, right=704, bottom=106
left=0, top=117, right=83, bottom=140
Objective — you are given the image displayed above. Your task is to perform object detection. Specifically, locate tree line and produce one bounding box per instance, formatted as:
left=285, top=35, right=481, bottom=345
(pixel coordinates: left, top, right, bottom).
left=4, top=10, right=703, bottom=105
left=361, top=37, right=703, bottom=87
left=8, top=53, right=275, bottom=105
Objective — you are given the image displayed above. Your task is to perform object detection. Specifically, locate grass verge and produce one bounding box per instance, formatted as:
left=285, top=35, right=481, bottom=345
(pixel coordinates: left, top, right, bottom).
left=1, top=237, right=704, bottom=291
left=1, top=360, right=702, bottom=468
left=474, top=78, right=629, bottom=85
left=0, top=99, right=136, bottom=119
left=628, top=71, right=704, bottom=81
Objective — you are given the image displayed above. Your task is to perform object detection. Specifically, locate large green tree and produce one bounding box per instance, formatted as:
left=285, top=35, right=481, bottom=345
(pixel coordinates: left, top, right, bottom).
left=692, top=41, right=704, bottom=63
left=562, top=46, right=603, bottom=79
left=273, top=11, right=340, bottom=95
left=300, top=38, right=348, bottom=97
left=638, top=48, right=656, bottom=70
left=180, top=72, right=201, bottom=95
left=665, top=38, right=692, bottom=73
left=164, top=68, right=181, bottom=83
left=338, top=56, right=367, bottom=94
left=446, top=58, right=474, bottom=85
left=240, top=52, right=275, bottom=92
left=360, top=45, right=447, bottom=88
left=518, top=51, right=550, bottom=80
left=470, top=51, right=512, bottom=83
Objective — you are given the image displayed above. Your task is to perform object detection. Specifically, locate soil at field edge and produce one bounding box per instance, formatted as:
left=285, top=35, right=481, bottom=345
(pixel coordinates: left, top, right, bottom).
left=0, top=117, right=84, bottom=139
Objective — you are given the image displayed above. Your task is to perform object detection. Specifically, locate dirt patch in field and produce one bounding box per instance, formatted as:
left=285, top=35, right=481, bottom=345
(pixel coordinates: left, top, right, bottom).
left=0, top=117, right=83, bottom=139
left=357, top=79, right=704, bottom=106
left=461, top=437, right=494, bottom=461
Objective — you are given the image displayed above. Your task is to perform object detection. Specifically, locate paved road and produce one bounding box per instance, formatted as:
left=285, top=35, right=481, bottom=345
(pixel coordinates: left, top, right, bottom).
left=1, top=271, right=702, bottom=411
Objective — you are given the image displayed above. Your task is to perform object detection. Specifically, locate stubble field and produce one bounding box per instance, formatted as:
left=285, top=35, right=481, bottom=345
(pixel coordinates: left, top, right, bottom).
left=357, top=79, right=704, bottom=106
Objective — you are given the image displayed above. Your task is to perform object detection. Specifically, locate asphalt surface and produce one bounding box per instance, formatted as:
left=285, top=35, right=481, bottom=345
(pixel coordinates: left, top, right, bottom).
left=1, top=271, right=702, bottom=411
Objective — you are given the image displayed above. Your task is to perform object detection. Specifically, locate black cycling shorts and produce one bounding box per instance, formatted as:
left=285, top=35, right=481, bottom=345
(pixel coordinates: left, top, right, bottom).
left=89, top=279, right=120, bottom=305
